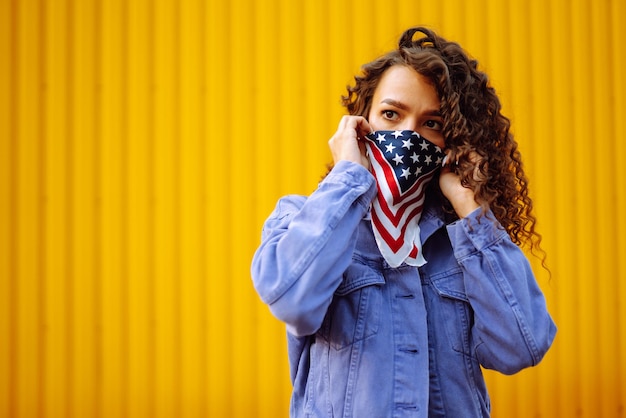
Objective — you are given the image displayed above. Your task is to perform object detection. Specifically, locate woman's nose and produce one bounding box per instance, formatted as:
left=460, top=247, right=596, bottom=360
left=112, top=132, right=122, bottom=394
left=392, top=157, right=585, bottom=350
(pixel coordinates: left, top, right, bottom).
left=400, top=121, right=420, bottom=134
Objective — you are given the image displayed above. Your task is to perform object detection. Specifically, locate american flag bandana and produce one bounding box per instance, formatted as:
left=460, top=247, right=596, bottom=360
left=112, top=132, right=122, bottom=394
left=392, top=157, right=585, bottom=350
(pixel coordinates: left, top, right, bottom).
left=364, top=130, right=445, bottom=267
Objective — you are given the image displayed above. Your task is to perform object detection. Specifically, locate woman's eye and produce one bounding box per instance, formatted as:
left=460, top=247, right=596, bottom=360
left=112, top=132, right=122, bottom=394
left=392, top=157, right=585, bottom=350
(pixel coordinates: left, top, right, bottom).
left=425, top=120, right=443, bottom=130
left=383, top=110, right=398, bottom=120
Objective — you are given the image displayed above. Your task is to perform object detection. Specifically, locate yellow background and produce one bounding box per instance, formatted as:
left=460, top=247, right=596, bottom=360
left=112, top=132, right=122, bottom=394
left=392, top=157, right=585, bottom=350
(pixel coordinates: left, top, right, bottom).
left=1, top=0, right=625, bottom=416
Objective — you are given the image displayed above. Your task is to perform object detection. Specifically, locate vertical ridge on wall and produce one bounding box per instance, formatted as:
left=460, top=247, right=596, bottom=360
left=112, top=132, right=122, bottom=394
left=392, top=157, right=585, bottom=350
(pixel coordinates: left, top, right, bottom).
left=100, top=0, right=127, bottom=416
left=64, top=0, right=77, bottom=415
left=613, top=1, right=626, bottom=412
left=302, top=1, right=331, bottom=181
left=38, top=1, right=49, bottom=417
left=128, top=0, right=155, bottom=416
left=16, top=1, right=42, bottom=418
left=153, top=1, right=182, bottom=417
left=93, top=0, right=104, bottom=415
left=545, top=1, right=577, bottom=415
left=229, top=2, right=258, bottom=417
left=72, top=0, right=99, bottom=415
left=0, top=3, right=13, bottom=417
left=180, top=0, right=207, bottom=416
left=204, top=0, right=234, bottom=416
left=593, top=3, right=621, bottom=415
left=42, top=0, right=60, bottom=415
left=571, top=2, right=599, bottom=416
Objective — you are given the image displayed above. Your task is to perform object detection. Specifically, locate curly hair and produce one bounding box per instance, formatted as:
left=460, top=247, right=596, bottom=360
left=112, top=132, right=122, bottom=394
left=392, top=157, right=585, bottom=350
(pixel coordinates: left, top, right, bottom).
left=343, top=26, right=544, bottom=255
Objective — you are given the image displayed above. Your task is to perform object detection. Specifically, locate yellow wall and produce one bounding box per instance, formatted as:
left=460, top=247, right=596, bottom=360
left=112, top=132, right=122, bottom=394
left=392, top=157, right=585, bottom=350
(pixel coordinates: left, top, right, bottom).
left=1, top=0, right=625, bottom=416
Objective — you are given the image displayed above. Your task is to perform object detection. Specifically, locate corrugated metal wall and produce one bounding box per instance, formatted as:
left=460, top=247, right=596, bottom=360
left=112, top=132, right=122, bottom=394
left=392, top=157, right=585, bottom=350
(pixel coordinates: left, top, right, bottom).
left=1, top=0, right=624, bottom=417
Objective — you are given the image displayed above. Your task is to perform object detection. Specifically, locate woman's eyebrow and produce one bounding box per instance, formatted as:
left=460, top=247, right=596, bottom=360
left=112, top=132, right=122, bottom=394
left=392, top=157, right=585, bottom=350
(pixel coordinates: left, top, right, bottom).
left=381, top=99, right=442, bottom=117
left=425, top=109, right=443, bottom=117
left=380, top=98, right=410, bottom=110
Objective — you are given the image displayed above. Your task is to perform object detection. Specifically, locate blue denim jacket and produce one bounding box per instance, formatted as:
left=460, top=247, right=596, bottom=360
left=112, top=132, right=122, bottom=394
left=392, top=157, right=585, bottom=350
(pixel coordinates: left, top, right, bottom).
left=251, top=161, right=556, bottom=417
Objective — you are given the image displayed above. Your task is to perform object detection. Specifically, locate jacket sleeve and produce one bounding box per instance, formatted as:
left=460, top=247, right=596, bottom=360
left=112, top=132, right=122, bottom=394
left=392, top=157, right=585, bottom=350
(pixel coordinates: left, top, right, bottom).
left=446, top=209, right=557, bottom=375
left=251, top=161, right=377, bottom=337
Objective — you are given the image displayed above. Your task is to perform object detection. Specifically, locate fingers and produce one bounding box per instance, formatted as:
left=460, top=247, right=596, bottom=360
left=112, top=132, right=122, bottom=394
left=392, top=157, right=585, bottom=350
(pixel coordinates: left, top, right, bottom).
left=441, top=151, right=459, bottom=176
left=337, top=115, right=373, bottom=139
left=442, top=149, right=487, bottom=181
left=439, top=152, right=480, bottom=217
left=328, top=116, right=373, bottom=168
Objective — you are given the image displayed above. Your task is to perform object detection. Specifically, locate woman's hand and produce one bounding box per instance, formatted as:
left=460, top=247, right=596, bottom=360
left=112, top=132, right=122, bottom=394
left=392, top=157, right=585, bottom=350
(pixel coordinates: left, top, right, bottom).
left=328, top=115, right=373, bottom=169
left=439, top=151, right=486, bottom=218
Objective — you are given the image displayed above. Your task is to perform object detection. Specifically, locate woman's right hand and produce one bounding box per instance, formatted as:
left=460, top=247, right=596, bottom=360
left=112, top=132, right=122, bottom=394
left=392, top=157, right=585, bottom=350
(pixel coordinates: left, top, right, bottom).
left=328, top=115, right=373, bottom=169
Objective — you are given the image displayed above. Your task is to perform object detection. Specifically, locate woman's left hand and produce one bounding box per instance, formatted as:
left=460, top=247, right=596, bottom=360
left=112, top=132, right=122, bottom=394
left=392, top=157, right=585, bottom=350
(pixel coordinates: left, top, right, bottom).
left=439, top=152, right=485, bottom=218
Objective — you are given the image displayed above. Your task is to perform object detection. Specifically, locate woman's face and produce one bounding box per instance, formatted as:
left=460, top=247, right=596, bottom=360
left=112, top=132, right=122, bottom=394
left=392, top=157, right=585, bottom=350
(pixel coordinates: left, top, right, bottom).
left=367, top=65, right=445, bottom=148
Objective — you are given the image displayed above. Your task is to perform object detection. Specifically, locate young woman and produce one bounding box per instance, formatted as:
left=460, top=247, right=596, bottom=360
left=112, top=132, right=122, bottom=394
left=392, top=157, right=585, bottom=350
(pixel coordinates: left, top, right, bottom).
left=251, top=26, right=556, bottom=417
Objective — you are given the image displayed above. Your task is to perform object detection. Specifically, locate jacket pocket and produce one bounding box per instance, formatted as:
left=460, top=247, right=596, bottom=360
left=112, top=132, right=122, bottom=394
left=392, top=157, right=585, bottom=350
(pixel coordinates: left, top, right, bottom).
left=429, top=269, right=474, bottom=355
left=318, top=261, right=385, bottom=350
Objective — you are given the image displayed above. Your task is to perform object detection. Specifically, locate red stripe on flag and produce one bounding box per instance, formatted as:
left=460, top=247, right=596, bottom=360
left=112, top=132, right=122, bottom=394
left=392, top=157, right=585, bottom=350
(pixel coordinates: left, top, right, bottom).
left=370, top=208, right=421, bottom=253
left=368, top=144, right=435, bottom=226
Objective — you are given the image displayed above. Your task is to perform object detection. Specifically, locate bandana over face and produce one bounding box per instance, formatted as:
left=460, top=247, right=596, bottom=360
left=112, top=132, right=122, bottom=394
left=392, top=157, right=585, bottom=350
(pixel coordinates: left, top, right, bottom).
left=364, top=130, right=445, bottom=267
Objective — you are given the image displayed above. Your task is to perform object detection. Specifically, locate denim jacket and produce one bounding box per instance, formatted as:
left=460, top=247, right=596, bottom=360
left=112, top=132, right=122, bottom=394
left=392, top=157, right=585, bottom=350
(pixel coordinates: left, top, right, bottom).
left=251, top=161, right=556, bottom=417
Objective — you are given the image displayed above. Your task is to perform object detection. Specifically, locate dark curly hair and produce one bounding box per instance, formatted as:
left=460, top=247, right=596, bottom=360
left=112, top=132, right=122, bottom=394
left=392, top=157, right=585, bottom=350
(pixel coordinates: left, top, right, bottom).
left=343, top=26, right=544, bottom=256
